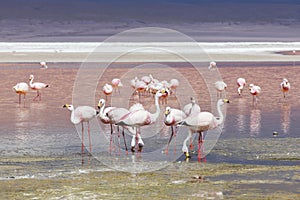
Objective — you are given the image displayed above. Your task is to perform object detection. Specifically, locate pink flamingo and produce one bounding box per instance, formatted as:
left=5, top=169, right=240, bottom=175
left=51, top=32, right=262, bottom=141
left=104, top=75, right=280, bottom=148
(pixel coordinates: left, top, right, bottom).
left=13, top=82, right=29, bottom=105
left=180, top=99, right=229, bottom=161
left=249, top=83, right=261, bottom=104
left=116, top=90, right=164, bottom=152
left=63, top=104, right=98, bottom=154
left=103, top=83, right=113, bottom=101
left=280, top=78, right=290, bottom=98
left=29, top=74, right=49, bottom=101
left=111, top=78, right=123, bottom=95
left=40, top=61, right=48, bottom=69
left=164, top=106, right=186, bottom=154
left=237, top=78, right=246, bottom=96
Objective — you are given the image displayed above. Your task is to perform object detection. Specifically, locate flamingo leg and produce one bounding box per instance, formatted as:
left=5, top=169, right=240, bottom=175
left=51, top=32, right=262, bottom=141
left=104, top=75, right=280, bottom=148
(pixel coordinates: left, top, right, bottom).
left=165, top=125, right=175, bottom=155
left=109, top=123, right=113, bottom=153
left=88, top=121, right=92, bottom=154
left=117, top=126, right=121, bottom=155
left=81, top=123, right=84, bottom=155
left=18, top=94, right=21, bottom=104
left=122, top=127, right=128, bottom=154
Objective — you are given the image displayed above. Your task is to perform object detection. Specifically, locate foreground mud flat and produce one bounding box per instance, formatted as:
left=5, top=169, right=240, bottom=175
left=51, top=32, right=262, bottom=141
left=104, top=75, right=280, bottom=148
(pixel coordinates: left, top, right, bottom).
left=1, top=138, right=299, bottom=200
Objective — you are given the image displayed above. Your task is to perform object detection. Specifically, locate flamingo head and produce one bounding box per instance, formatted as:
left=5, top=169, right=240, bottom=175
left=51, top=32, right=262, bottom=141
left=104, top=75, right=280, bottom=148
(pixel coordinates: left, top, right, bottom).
left=249, top=83, right=254, bottom=90
left=218, top=99, right=230, bottom=106
left=165, top=106, right=171, bottom=116
left=63, top=104, right=74, bottom=111
left=283, top=78, right=288, bottom=83
left=29, top=74, right=34, bottom=80
left=97, top=99, right=105, bottom=109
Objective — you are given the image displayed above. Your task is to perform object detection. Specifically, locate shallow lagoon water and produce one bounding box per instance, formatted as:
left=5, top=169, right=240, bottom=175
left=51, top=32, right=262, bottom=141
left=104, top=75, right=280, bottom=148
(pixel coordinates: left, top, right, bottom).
left=1, top=62, right=300, bottom=199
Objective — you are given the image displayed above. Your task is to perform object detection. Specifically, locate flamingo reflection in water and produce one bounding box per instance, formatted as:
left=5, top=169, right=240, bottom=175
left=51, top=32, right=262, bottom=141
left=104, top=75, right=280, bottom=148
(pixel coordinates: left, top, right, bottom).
left=281, top=103, right=291, bottom=135
left=250, top=108, right=261, bottom=137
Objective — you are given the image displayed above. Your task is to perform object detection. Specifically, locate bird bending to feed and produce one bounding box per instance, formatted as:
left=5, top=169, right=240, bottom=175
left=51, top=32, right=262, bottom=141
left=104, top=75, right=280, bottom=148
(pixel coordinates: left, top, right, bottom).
left=208, top=61, right=217, bottom=70
left=29, top=74, right=49, bottom=101
left=111, top=78, right=123, bottom=95
left=249, top=84, right=261, bottom=104
left=98, top=99, right=134, bottom=154
left=164, top=106, right=187, bottom=154
left=215, top=81, right=227, bottom=98
left=103, top=83, right=113, bottom=101
left=116, top=90, right=164, bottom=153
left=63, top=104, right=98, bottom=154
left=13, top=82, right=29, bottom=105
left=40, top=61, right=48, bottom=69
left=180, top=99, right=230, bottom=161
left=280, top=78, right=290, bottom=98
left=183, top=97, right=201, bottom=116
left=237, top=78, right=246, bottom=96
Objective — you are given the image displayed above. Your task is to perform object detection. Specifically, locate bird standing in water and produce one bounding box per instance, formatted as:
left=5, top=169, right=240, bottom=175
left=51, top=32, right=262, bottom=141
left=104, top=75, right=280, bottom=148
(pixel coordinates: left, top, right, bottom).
left=280, top=78, right=290, bottom=98
left=13, top=82, right=29, bottom=105
left=29, top=74, right=49, bottom=101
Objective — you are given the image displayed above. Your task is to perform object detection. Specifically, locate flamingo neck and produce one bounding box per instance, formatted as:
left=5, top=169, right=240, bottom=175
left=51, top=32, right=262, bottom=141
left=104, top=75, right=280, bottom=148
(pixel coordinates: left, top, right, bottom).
left=29, top=78, right=34, bottom=87
left=238, top=85, right=243, bottom=94
left=216, top=100, right=224, bottom=126
left=99, top=103, right=110, bottom=122
left=70, top=109, right=80, bottom=124
left=150, top=93, right=161, bottom=122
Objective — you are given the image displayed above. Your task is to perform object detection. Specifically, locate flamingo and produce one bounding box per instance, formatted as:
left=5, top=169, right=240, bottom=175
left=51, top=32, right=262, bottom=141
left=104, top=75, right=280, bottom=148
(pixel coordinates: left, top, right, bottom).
left=180, top=99, right=230, bottom=161
left=249, top=83, right=261, bottom=104
left=116, top=90, right=164, bottom=152
left=63, top=104, right=98, bottom=154
left=13, top=82, right=29, bottom=105
left=164, top=106, right=187, bottom=154
left=208, top=61, right=217, bottom=70
left=237, top=78, right=246, bottom=96
left=98, top=99, right=134, bottom=153
left=102, top=83, right=113, bottom=101
left=215, top=81, right=227, bottom=98
left=40, top=61, right=48, bottom=69
left=111, top=78, right=123, bottom=94
left=170, top=78, right=179, bottom=95
left=29, top=74, right=49, bottom=101
left=183, top=97, right=201, bottom=116
left=280, top=78, right=290, bottom=98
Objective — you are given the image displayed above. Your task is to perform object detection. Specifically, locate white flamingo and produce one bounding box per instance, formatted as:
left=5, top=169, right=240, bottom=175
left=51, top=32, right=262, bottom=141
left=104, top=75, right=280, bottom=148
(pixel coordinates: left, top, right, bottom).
left=208, top=61, right=217, bottom=70
left=237, top=78, right=246, bottom=96
left=116, top=90, right=164, bottom=152
left=180, top=99, right=230, bottom=161
left=215, top=81, right=227, bottom=98
left=111, top=78, right=123, bottom=95
left=63, top=104, right=98, bottom=154
left=40, top=61, right=48, bottom=69
left=98, top=99, right=134, bottom=153
left=103, top=83, right=113, bottom=101
left=13, top=82, right=29, bottom=105
left=249, top=83, right=261, bottom=104
left=164, top=106, right=187, bottom=154
left=183, top=97, right=201, bottom=116
left=280, top=78, right=290, bottom=98
left=170, top=78, right=179, bottom=95
left=29, top=74, right=49, bottom=101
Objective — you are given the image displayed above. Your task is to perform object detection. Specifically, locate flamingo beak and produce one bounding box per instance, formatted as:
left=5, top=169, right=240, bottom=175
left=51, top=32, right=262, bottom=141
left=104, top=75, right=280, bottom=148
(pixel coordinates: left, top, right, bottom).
left=63, top=104, right=68, bottom=108
left=97, top=102, right=102, bottom=109
left=223, top=99, right=230, bottom=103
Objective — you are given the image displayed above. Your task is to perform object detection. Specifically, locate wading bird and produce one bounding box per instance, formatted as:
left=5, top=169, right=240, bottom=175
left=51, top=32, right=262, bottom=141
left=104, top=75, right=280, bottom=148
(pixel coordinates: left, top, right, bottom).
left=249, top=83, right=261, bottom=104
left=63, top=104, right=98, bottom=154
left=180, top=99, right=230, bottom=161
left=237, top=78, right=246, bottom=96
left=280, top=78, right=290, bottom=98
left=29, top=74, right=49, bottom=101
left=111, top=78, right=123, bottom=95
left=208, top=61, right=217, bottom=70
left=215, top=81, right=227, bottom=98
left=13, top=82, right=29, bottom=105
left=183, top=97, right=201, bottom=116
left=40, top=61, right=48, bottom=69
left=116, top=90, right=164, bottom=152
left=164, top=106, right=187, bottom=154
left=102, top=83, right=113, bottom=101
